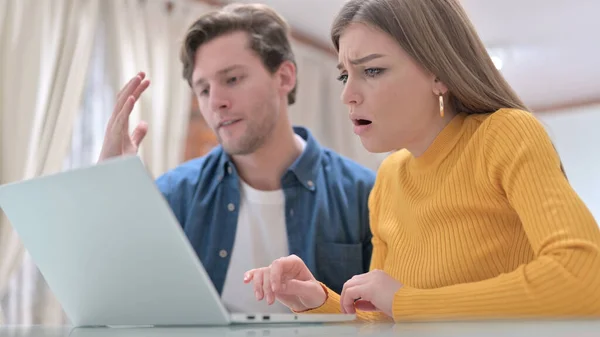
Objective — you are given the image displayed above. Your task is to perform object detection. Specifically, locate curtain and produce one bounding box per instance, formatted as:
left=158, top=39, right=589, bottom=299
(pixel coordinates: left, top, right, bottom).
left=1, top=0, right=213, bottom=324
left=104, top=0, right=212, bottom=178
left=0, top=0, right=100, bottom=324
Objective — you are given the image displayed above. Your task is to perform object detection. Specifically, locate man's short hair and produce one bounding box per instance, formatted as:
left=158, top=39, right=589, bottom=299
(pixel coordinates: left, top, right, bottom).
left=180, top=3, right=298, bottom=105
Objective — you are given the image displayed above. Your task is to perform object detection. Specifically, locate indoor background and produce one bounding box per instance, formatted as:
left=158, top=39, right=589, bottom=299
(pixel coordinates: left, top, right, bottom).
left=0, top=0, right=598, bottom=325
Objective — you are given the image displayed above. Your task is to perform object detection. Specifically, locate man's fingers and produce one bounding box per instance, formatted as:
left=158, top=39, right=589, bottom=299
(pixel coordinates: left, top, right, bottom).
left=115, top=77, right=141, bottom=115
left=112, top=96, right=135, bottom=136
left=131, top=121, right=148, bottom=148
left=114, top=73, right=146, bottom=118
left=131, top=79, right=150, bottom=101
left=117, top=72, right=145, bottom=98
left=114, top=76, right=135, bottom=104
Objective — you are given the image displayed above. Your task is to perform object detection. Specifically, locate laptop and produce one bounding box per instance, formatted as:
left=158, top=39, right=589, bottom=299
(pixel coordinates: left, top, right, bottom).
left=0, top=155, right=355, bottom=327
left=68, top=324, right=361, bottom=337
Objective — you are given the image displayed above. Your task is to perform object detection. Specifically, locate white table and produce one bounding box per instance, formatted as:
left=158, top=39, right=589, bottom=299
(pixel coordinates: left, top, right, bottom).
left=2, top=320, right=600, bottom=337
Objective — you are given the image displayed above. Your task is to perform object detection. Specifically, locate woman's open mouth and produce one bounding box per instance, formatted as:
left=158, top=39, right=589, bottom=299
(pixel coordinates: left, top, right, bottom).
left=352, top=118, right=373, bottom=135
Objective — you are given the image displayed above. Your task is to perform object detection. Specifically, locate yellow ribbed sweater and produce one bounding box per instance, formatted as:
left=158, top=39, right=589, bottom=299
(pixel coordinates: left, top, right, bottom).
left=307, top=108, right=600, bottom=322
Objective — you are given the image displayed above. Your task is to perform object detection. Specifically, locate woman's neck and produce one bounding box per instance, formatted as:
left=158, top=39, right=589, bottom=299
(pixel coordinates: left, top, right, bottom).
left=408, top=107, right=458, bottom=157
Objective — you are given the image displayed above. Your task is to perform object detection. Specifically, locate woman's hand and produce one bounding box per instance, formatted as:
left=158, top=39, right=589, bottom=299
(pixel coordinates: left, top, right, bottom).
left=244, top=255, right=327, bottom=312
left=340, top=269, right=403, bottom=318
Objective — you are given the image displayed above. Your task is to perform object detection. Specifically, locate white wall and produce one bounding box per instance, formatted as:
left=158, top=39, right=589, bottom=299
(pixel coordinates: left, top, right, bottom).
left=536, top=105, right=600, bottom=222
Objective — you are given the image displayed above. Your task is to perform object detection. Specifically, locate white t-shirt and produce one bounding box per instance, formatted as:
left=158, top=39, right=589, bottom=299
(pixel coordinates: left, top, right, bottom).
left=221, top=136, right=306, bottom=313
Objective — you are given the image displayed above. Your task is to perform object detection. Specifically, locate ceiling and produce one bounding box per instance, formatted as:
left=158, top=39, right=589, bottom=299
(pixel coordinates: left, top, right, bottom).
left=226, top=0, right=600, bottom=112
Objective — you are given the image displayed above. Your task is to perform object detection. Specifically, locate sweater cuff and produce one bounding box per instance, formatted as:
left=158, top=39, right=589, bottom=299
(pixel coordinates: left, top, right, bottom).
left=293, top=282, right=342, bottom=314
left=392, top=286, right=419, bottom=321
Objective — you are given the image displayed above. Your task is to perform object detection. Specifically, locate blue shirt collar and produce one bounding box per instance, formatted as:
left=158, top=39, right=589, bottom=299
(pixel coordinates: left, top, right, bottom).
left=217, top=126, right=322, bottom=191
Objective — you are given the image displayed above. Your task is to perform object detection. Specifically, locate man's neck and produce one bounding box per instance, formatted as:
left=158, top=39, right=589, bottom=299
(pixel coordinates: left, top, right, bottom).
left=231, top=124, right=304, bottom=191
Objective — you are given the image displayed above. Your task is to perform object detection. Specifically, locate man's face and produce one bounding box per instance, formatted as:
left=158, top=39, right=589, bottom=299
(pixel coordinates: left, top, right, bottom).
left=191, top=31, right=285, bottom=155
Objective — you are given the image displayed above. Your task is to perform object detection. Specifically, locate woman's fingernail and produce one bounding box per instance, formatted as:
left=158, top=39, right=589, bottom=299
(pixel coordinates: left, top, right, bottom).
left=255, top=291, right=260, bottom=300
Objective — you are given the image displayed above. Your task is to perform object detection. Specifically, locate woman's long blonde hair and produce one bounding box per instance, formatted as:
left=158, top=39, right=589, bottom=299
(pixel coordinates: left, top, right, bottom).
left=331, top=0, right=528, bottom=115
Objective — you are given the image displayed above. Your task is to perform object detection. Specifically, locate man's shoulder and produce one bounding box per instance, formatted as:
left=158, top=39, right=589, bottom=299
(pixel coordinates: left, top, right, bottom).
left=319, top=148, right=376, bottom=185
left=155, top=146, right=224, bottom=193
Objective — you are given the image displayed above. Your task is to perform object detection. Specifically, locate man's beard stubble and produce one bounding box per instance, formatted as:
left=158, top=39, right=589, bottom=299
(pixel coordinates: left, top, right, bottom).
left=218, top=117, right=277, bottom=156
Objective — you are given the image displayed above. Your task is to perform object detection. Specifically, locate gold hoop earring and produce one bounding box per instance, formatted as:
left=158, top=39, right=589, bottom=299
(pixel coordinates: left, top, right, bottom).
left=439, top=94, right=444, bottom=117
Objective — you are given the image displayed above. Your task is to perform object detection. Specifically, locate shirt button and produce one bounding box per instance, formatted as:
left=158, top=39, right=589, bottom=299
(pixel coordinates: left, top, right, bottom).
left=227, top=203, right=235, bottom=211
left=227, top=166, right=233, bottom=175
left=307, top=180, right=314, bottom=187
left=219, top=250, right=228, bottom=258
left=289, top=209, right=294, bottom=217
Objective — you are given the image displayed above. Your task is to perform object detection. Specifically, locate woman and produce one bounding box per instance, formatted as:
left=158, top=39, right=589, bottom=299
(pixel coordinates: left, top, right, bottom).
left=243, top=0, right=600, bottom=322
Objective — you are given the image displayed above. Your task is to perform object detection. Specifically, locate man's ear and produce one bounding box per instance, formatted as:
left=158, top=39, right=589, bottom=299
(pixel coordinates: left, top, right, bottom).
left=277, top=60, right=296, bottom=98
left=432, top=76, right=448, bottom=96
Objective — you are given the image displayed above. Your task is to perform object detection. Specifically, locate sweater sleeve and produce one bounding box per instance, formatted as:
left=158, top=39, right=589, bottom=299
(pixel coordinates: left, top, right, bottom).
left=391, top=109, right=600, bottom=321
left=300, top=169, right=393, bottom=322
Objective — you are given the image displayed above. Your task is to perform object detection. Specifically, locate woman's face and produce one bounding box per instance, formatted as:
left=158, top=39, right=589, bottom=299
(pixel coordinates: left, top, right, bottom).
left=337, top=23, right=445, bottom=153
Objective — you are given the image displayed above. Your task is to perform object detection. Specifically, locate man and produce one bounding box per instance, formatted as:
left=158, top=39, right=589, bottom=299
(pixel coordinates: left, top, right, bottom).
left=98, top=3, right=375, bottom=313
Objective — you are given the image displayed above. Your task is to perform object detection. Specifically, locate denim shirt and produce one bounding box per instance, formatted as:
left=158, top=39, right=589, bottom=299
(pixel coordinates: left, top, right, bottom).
left=155, top=127, right=375, bottom=295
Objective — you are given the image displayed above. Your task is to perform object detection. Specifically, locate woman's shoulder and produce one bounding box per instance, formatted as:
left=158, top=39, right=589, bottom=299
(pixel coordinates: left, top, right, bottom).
left=474, top=108, right=553, bottom=152
left=475, top=108, right=557, bottom=168
left=479, top=108, right=544, bottom=133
